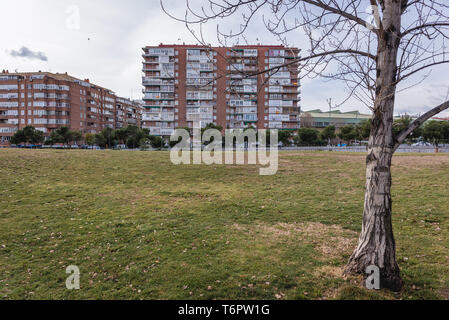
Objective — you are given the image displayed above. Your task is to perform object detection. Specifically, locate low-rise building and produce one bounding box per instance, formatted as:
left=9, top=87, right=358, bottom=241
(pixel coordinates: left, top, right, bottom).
left=301, top=109, right=372, bottom=128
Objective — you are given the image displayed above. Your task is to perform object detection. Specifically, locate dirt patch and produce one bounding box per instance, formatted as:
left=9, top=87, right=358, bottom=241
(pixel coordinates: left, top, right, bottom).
left=438, top=288, right=449, bottom=300
left=316, top=236, right=356, bottom=259
left=281, top=152, right=449, bottom=171
left=327, top=153, right=449, bottom=170
left=233, top=221, right=358, bottom=260
left=392, top=155, right=449, bottom=170
left=237, top=221, right=362, bottom=300
left=278, top=159, right=308, bottom=173
left=313, top=265, right=345, bottom=279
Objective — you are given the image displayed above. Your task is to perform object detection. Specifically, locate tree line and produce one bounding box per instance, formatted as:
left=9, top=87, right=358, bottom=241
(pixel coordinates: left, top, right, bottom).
left=10, top=125, right=165, bottom=149
left=10, top=118, right=449, bottom=149
left=293, top=117, right=449, bottom=147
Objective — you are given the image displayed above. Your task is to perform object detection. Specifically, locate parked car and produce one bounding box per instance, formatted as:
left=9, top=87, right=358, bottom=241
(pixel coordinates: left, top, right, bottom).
left=114, top=144, right=127, bottom=150
left=412, top=141, right=432, bottom=147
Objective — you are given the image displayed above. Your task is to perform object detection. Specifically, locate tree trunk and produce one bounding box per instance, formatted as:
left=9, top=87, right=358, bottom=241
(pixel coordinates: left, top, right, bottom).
left=345, top=136, right=402, bottom=291
left=346, top=2, right=403, bottom=291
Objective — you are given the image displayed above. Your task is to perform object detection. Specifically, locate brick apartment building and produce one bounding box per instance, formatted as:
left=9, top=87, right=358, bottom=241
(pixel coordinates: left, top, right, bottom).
left=0, top=71, right=142, bottom=145
left=141, top=44, right=301, bottom=136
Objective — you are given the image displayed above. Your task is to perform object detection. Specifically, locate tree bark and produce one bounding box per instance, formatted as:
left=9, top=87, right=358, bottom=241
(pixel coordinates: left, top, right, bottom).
left=345, top=139, right=402, bottom=291
left=345, top=1, right=403, bottom=291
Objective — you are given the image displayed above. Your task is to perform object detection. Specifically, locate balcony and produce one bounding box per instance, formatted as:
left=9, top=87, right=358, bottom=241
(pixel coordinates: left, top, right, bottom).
left=144, top=102, right=175, bottom=108
left=142, top=112, right=174, bottom=122
left=243, top=66, right=259, bottom=72
left=269, top=114, right=290, bottom=122
left=143, top=77, right=175, bottom=85
left=186, top=92, right=214, bottom=101
left=144, top=86, right=175, bottom=93
left=143, top=48, right=175, bottom=57
left=144, top=93, right=175, bottom=100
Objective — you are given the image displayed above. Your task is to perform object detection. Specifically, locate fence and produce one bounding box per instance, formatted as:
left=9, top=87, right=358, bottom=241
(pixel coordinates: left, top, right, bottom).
left=281, top=145, right=449, bottom=153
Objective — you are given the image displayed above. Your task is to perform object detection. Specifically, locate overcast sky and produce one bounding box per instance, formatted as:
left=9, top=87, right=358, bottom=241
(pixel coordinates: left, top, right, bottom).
left=1, top=0, right=448, bottom=116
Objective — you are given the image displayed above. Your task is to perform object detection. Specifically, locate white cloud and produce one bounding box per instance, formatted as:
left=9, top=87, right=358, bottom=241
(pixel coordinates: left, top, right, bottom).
left=0, top=0, right=448, bottom=116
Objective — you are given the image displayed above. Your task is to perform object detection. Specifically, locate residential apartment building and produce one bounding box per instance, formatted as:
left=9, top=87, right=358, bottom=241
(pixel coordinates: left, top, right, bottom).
left=0, top=71, right=141, bottom=145
left=141, top=44, right=301, bottom=136
left=116, top=97, right=142, bottom=129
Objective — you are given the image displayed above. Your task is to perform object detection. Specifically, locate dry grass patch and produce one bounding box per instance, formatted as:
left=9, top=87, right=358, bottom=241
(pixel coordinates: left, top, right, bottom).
left=278, top=158, right=308, bottom=173
left=233, top=221, right=358, bottom=260
left=392, top=154, right=449, bottom=170
left=313, top=265, right=345, bottom=279
left=438, top=288, right=449, bottom=299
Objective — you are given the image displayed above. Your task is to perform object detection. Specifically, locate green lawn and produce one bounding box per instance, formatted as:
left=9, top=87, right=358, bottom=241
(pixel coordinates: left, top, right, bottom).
left=0, top=149, right=448, bottom=300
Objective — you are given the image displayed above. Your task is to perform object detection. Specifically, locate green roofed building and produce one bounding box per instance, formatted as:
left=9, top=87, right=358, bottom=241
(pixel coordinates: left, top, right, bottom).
left=301, top=109, right=372, bottom=128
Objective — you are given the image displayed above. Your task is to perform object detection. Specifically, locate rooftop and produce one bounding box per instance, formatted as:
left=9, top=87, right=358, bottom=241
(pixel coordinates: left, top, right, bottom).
left=0, top=70, right=113, bottom=93
left=304, top=109, right=372, bottom=116
left=143, top=43, right=295, bottom=49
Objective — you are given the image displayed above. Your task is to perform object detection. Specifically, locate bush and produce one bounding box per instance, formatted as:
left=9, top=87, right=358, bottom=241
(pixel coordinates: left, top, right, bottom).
left=294, top=128, right=324, bottom=146
left=149, top=136, right=164, bottom=149
left=10, top=126, right=44, bottom=145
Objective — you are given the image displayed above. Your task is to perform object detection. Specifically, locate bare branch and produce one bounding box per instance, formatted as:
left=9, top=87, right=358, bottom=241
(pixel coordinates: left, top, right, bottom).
left=394, top=100, right=449, bottom=150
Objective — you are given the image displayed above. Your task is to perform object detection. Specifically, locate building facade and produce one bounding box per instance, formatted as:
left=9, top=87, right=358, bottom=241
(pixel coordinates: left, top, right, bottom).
left=301, top=109, right=372, bottom=129
left=141, top=44, right=301, bottom=136
left=116, top=97, right=142, bottom=129
left=0, top=71, right=141, bottom=145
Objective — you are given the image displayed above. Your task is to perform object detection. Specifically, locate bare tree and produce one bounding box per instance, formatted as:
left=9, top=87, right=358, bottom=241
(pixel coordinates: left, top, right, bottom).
left=300, top=112, right=314, bottom=128
left=162, top=0, right=449, bottom=290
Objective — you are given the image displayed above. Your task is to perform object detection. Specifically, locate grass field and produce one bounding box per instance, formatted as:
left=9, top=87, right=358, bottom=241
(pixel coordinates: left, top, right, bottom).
left=0, top=149, right=448, bottom=300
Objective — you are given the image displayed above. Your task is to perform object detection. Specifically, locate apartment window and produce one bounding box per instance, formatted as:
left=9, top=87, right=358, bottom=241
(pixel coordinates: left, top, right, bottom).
left=34, top=119, right=47, bottom=125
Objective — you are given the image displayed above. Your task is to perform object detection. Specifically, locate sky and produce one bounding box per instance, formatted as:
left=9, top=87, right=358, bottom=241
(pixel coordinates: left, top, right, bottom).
left=1, top=0, right=448, bottom=117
